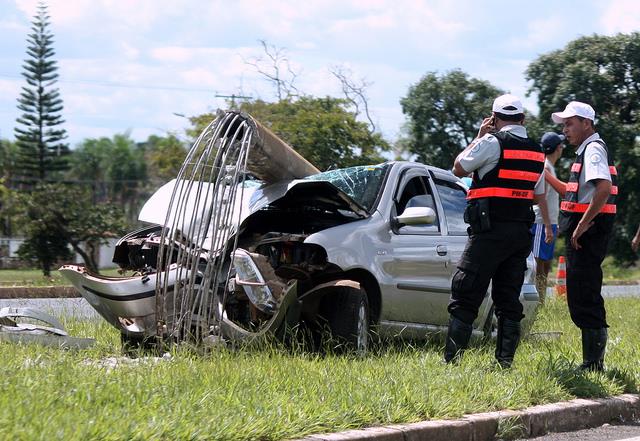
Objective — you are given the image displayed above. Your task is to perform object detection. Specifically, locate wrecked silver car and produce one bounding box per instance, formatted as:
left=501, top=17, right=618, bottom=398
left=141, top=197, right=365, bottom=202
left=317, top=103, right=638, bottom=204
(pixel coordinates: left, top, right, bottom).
left=60, top=111, right=539, bottom=352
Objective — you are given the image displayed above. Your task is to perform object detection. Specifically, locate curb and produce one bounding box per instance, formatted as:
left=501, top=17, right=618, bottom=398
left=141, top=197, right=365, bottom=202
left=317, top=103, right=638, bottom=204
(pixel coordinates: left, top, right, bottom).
left=0, top=286, right=78, bottom=299
left=297, top=394, right=639, bottom=441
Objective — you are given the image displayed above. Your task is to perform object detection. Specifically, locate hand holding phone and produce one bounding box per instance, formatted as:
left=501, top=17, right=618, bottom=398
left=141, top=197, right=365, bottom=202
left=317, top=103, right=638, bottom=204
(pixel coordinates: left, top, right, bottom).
left=478, top=115, right=496, bottom=138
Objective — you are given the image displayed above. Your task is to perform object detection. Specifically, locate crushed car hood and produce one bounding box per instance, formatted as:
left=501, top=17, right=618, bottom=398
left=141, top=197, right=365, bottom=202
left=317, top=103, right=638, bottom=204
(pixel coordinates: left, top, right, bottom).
left=247, top=180, right=369, bottom=219
left=138, top=178, right=369, bottom=251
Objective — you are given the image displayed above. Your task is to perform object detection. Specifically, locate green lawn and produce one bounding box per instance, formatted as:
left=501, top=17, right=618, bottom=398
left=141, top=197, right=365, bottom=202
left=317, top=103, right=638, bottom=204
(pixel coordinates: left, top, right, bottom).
left=0, top=267, right=126, bottom=287
left=602, top=257, right=640, bottom=283
left=1, top=297, right=638, bottom=440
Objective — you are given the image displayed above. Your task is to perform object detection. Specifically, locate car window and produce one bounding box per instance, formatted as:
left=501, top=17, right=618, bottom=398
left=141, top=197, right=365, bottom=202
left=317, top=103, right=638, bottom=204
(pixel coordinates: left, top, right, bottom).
left=303, top=163, right=390, bottom=212
left=434, top=178, right=468, bottom=235
left=396, top=175, right=440, bottom=235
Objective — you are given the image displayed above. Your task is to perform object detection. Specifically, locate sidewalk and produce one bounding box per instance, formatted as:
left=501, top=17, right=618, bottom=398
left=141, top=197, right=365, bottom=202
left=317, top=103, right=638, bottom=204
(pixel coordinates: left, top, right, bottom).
left=298, top=394, right=639, bottom=441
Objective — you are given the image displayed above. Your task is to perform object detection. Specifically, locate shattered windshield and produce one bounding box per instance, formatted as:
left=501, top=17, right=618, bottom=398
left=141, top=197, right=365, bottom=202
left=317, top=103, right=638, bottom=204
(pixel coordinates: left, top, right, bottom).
left=303, top=163, right=391, bottom=212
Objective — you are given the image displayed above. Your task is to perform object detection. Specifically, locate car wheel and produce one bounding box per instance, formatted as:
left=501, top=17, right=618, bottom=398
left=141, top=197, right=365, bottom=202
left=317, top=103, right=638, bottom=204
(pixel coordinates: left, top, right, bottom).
left=319, top=286, right=370, bottom=354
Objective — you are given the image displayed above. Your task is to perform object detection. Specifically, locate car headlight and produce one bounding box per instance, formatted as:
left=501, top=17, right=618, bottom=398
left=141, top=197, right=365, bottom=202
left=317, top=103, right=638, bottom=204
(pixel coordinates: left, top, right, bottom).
left=231, top=248, right=277, bottom=313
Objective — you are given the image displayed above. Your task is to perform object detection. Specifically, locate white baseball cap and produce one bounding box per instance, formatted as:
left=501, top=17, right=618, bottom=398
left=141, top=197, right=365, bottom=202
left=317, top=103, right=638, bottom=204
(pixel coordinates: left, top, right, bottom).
left=551, top=101, right=595, bottom=123
left=492, top=94, right=524, bottom=115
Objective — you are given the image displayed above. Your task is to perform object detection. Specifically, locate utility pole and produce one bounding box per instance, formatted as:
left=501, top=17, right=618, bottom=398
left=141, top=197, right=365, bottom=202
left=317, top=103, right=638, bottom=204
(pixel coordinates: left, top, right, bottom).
left=214, top=93, right=252, bottom=109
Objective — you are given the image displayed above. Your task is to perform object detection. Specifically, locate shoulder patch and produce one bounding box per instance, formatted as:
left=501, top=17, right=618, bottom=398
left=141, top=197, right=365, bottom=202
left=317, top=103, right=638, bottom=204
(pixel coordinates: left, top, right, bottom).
left=590, top=153, right=602, bottom=164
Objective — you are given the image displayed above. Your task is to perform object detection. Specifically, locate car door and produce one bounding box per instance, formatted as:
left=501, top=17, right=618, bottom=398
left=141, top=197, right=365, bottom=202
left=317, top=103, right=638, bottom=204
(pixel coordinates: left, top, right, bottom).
left=382, top=169, right=452, bottom=326
left=430, top=173, right=493, bottom=328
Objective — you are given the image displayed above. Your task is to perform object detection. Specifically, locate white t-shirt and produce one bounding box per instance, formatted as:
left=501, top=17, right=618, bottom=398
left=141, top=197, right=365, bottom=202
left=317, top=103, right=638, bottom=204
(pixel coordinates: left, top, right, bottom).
left=573, top=133, right=612, bottom=203
left=534, top=159, right=559, bottom=224
left=456, top=125, right=545, bottom=195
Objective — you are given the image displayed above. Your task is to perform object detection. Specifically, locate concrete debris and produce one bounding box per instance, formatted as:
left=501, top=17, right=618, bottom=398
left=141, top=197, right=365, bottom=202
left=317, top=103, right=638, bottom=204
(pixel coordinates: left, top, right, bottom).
left=0, top=306, right=95, bottom=349
left=82, top=353, right=173, bottom=371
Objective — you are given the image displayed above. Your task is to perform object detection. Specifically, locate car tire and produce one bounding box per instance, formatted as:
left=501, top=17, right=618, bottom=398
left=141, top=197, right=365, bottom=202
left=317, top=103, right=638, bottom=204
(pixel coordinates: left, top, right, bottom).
left=319, top=286, right=370, bottom=354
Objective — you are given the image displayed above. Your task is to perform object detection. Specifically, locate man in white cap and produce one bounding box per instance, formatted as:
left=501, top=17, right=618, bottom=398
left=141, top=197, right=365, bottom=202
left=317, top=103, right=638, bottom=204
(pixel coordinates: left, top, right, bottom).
left=546, top=101, right=617, bottom=371
left=444, top=94, right=552, bottom=368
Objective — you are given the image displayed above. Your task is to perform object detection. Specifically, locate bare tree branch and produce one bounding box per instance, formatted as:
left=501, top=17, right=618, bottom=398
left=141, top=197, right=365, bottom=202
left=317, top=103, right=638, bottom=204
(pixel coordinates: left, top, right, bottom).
left=244, top=40, right=300, bottom=101
left=330, top=65, right=375, bottom=132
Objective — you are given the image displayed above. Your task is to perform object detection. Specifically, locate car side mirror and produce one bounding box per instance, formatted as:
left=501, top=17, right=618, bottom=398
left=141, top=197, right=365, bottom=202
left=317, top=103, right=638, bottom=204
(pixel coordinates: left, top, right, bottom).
left=395, top=206, right=436, bottom=226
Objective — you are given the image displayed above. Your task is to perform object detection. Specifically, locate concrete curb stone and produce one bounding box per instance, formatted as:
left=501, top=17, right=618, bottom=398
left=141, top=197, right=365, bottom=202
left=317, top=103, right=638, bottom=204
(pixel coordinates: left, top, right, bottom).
left=295, top=394, right=639, bottom=441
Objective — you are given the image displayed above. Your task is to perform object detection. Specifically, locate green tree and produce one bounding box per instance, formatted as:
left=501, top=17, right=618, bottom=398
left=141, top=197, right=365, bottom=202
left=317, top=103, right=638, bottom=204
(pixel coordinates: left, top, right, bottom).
left=14, top=3, right=69, bottom=185
left=0, top=141, right=19, bottom=235
left=16, top=184, right=127, bottom=275
left=400, top=70, right=503, bottom=170
left=68, top=133, right=147, bottom=223
left=0, top=139, right=18, bottom=181
left=142, top=134, right=187, bottom=183
left=190, top=97, right=388, bottom=171
left=526, top=33, right=640, bottom=263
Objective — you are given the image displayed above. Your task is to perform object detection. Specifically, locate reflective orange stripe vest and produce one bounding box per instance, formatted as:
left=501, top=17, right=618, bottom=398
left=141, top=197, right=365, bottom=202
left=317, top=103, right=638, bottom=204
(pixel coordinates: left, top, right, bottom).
left=467, top=131, right=545, bottom=222
left=560, top=139, right=617, bottom=216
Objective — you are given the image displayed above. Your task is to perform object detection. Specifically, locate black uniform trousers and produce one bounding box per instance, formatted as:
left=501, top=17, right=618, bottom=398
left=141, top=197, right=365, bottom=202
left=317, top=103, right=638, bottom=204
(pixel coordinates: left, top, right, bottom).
left=564, top=216, right=612, bottom=329
left=448, top=221, right=532, bottom=325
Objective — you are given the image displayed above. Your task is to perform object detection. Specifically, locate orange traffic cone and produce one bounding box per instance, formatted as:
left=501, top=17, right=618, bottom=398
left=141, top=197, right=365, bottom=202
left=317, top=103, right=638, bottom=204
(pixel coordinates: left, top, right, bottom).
left=555, top=256, right=567, bottom=297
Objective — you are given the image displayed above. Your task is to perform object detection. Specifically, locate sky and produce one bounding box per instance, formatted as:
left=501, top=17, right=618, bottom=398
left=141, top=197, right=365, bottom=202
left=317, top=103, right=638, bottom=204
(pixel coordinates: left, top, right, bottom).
left=1, top=0, right=640, bottom=148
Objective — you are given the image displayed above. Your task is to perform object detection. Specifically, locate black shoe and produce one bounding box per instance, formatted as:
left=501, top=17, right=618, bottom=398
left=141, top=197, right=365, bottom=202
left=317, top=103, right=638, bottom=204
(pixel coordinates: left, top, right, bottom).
left=579, top=328, right=607, bottom=372
left=495, top=317, right=521, bottom=369
left=443, top=316, right=473, bottom=363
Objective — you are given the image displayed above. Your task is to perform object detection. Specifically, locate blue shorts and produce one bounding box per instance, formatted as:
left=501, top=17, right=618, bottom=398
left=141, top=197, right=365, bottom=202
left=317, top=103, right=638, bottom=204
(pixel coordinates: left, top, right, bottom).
left=531, top=224, right=558, bottom=261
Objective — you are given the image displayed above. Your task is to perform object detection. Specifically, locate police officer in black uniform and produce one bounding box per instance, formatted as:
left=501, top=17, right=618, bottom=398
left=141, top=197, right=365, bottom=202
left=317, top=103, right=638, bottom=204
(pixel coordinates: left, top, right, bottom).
left=444, top=94, right=552, bottom=368
left=545, top=101, right=616, bottom=371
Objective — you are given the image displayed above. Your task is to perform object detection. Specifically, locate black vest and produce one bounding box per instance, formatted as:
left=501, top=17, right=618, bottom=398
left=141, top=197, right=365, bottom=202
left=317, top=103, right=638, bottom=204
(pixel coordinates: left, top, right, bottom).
left=467, top=131, right=545, bottom=223
left=559, top=139, right=617, bottom=232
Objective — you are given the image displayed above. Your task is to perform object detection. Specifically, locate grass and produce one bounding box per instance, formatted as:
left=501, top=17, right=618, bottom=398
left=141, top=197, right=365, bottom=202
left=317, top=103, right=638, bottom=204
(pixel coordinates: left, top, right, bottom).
left=602, top=257, right=640, bottom=283
left=0, top=267, right=125, bottom=287
left=1, top=296, right=639, bottom=440
left=551, top=236, right=640, bottom=285
left=543, top=255, right=640, bottom=286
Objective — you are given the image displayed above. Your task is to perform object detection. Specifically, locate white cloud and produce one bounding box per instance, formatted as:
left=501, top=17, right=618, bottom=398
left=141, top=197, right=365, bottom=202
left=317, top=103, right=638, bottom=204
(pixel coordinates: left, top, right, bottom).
left=180, top=68, right=220, bottom=88
left=601, top=0, right=640, bottom=34
left=0, top=18, right=28, bottom=32
left=0, top=78, right=21, bottom=95
left=330, top=13, right=396, bottom=33
left=507, top=16, right=566, bottom=49
left=120, top=42, right=140, bottom=61
left=2, top=0, right=621, bottom=148
left=325, top=2, right=469, bottom=52
left=150, top=47, right=196, bottom=64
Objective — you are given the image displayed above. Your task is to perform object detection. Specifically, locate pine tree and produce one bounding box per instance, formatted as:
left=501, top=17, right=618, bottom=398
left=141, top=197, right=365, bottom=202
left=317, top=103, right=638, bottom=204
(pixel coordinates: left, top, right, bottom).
left=14, top=2, right=69, bottom=186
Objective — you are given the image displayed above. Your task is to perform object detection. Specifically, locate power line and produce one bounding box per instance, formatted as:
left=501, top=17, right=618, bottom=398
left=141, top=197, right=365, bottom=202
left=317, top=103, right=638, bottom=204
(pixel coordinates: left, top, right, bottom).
left=0, top=73, right=216, bottom=93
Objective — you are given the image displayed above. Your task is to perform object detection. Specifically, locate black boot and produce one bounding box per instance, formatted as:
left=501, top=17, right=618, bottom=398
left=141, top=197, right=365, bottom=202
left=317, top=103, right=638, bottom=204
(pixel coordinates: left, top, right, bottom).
left=579, top=328, right=607, bottom=371
left=443, top=316, right=473, bottom=363
left=495, top=317, right=521, bottom=369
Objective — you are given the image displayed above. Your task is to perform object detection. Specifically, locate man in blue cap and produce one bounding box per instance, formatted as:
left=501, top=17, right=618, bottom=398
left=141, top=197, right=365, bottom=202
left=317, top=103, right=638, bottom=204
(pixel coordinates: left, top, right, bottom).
left=531, top=132, right=565, bottom=304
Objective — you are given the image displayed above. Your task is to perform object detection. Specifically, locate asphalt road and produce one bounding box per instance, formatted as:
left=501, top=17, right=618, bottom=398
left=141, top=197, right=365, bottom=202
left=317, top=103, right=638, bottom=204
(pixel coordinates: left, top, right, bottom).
left=514, top=423, right=640, bottom=441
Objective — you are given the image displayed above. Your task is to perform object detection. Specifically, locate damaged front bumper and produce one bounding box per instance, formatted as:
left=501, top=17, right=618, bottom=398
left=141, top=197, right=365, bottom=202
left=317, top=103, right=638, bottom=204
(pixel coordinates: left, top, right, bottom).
left=59, top=251, right=300, bottom=343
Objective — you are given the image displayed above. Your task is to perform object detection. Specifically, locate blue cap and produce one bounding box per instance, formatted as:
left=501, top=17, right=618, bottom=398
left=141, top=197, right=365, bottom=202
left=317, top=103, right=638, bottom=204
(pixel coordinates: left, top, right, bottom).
left=540, top=132, right=565, bottom=154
